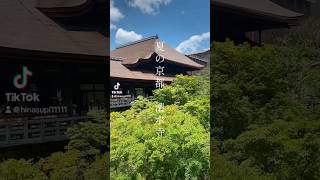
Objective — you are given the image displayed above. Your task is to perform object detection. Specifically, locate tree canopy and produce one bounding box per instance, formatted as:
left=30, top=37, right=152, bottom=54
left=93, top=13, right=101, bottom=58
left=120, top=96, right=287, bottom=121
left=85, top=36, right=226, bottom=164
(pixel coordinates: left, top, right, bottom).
left=111, top=75, right=210, bottom=179
left=211, top=18, right=320, bottom=179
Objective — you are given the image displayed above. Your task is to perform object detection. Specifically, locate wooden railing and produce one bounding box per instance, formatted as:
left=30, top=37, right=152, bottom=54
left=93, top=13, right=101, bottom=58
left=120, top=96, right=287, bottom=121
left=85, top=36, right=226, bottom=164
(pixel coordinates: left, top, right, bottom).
left=0, top=116, right=88, bottom=148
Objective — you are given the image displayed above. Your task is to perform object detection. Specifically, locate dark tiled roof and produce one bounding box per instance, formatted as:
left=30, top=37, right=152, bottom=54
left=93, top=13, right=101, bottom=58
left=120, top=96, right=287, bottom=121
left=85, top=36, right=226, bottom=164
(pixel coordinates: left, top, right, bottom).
left=187, top=50, right=210, bottom=64
left=0, top=0, right=107, bottom=58
left=36, top=0, right=89, bottom=9
left=110, top=59, right=174, bottom=81
left=212, top=0, right=303, bottom=22
left=36, top=0, right=94, bottom=17
left=111, top=36, right=203, bottom=70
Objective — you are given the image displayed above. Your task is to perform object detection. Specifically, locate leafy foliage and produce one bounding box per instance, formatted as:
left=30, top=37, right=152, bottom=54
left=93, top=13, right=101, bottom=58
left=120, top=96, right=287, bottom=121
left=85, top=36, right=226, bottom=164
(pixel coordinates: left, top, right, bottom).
left=111, top=104, right=209, bottom=179
left=111, top=75, right=210, bottom=179
left=0, top=111, right=108, bottom=180
left=223, top=120, right=320, bottom=179
left=0, top=159, right=46, bottom=180
left=154, top=75, right=209, bottom=105
left=212, top=155, right=275, bottom=180
left=84, top=153, right=108, bottom=180
left=66, top=110, right=108, bottom=160
left=38, top=150, right=85, bottom=180
left=0, top=74, right=210, bottom=180
left=212, top=18, right=320, bottom=179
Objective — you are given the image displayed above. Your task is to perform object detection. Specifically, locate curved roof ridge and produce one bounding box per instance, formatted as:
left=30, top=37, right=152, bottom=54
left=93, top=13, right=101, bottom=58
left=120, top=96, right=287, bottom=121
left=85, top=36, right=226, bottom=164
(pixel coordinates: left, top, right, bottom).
left=110, top=36, right=203, bottom=70
left=116, top=36, right=159, bottom=49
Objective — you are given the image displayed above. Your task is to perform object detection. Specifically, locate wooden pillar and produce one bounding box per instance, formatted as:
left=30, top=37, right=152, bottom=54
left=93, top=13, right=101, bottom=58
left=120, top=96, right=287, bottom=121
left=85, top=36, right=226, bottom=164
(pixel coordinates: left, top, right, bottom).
left=259, top=29, right=262, bottom=45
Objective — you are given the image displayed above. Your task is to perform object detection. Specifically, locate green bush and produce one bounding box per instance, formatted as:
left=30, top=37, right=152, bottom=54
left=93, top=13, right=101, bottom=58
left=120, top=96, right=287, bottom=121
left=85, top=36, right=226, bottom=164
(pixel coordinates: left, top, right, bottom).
left=0, top=159, right=46, bottom=180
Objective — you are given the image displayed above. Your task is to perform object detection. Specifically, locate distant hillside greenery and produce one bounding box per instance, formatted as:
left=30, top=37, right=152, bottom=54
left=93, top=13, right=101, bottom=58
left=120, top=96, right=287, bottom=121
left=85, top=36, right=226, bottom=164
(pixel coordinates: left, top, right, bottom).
left=211, top=18, right=320, bottom=180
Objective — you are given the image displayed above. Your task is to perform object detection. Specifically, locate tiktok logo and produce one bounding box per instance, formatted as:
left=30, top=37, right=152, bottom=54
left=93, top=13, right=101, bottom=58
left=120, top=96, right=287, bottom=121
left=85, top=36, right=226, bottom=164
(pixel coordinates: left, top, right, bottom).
left=112, top=82, right=122, bottom=96
left=114, top=82, right=120, bottom=90
left=13, top=66, right=32, bottom=89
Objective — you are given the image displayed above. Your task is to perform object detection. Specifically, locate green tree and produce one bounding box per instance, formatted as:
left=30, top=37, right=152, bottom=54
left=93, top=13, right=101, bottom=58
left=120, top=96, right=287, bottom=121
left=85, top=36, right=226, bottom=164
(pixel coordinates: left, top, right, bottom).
left=182, top=98, right=210, bottom=131
left=0, top=159, right=46, bottom=180
left=110, top=74, right=210, bottom=179
left=211, top=42, right=283, bottom=139
left=211, top=18, right=320, bottom=179
left=38, top=150, right=85, bottom=180
left=37, top=110, right=108, bottom=180
left=222, top=120, right=320, bottom=179
left=84, top=153, right=108, bottom=180
left=212, top=154, right=275, bottom=180
left=66, top=110, right=108, bottom=160
left=154, top=75, right=209, bottom=106
left=111, top=101, right=210, bottom=179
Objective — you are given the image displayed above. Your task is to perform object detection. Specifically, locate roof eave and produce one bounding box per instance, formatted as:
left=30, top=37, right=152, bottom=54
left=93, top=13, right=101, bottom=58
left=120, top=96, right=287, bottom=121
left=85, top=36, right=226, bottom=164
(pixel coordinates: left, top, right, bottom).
left=0, top=46, right=108, bottom=64
left=36, top=0, right=93, bottom=17
left=212, top=1, right=304, bottom=24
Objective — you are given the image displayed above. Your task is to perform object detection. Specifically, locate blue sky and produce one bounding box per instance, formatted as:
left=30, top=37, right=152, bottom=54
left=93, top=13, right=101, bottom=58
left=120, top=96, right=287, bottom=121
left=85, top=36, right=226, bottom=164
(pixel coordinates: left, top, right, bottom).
left=110, top=0, right=210, bottom=54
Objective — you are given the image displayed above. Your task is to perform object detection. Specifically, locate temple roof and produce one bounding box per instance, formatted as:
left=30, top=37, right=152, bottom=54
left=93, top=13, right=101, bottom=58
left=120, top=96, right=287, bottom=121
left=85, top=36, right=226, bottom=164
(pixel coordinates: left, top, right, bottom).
left=110, top=59, right=174, bottom=81
left=36, top=0, right=106, bottom=17
left=111, top=36, right=203, bottom=70
left=212, top=0, right=303, bottom=24
left=36, top=0, right=89, bottom=9
left=187, top=50, right=210, bottom=65
left=0, top=0, right=107, bottom=60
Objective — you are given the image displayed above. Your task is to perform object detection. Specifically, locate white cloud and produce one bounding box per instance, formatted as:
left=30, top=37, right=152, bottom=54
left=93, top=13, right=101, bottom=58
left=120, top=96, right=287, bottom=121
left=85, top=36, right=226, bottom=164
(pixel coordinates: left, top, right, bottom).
left=128, top=0, right=172, bottom=15
left=110, top=0, right=124, bottom=30
left=111, top=0, right=124, bottom=22
left=115, top=28, right=143, bottom=45
left=110, top=24, right=117, bottom=30
left=176, top=32, right=210, bottom=54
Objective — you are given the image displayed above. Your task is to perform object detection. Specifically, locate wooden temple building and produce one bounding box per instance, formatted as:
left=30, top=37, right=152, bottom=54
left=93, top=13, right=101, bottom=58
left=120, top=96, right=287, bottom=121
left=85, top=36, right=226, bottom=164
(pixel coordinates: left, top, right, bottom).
left=212, top=0, right=304, bottom=44
left=0, top=0, right=107, bottom=148
left=110, top=36, right=204, bottom=108
left=187, top=50, right=211, bottom=66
